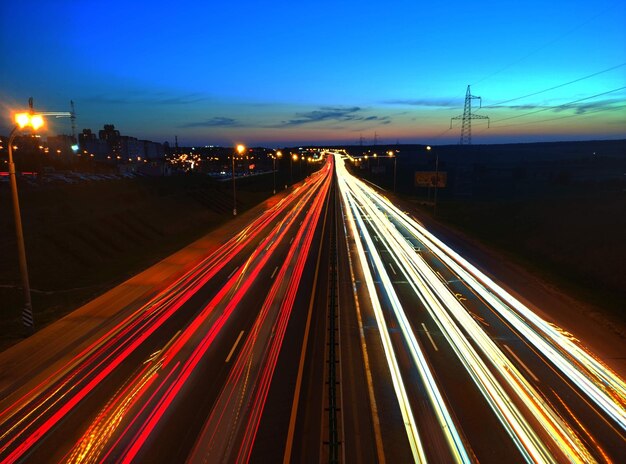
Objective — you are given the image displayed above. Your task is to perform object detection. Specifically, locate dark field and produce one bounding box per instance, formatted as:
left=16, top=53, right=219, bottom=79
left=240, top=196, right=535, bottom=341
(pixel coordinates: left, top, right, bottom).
left=432, top=187, right=625, bottom=317
left=0, top=172, right=286, bottom=348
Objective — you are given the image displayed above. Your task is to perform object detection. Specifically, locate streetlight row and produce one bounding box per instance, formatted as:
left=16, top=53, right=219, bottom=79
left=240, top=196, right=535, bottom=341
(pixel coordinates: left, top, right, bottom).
left=348, top=150, right=398, bottom=192
left=231, top=147, right=321, bottom=214
left=349, top=146, right=439, bottom=215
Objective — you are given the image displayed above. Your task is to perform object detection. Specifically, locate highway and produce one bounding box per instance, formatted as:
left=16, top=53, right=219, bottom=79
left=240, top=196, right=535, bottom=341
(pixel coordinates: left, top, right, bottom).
left=335, top=152, right=625, bottom=463
left=0, top=157, right=340, bottom=463
left=0, top=151, right=624, bottom=463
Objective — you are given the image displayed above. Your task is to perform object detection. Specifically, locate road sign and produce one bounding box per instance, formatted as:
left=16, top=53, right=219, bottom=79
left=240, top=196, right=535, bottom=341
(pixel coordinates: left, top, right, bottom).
left=414, top=171, right=447, bottom=188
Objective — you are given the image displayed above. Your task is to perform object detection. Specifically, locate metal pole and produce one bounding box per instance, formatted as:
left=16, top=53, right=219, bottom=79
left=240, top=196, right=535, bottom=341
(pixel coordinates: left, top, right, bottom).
left=232, top=153, right=237, bottom=215
left=273, top=157, right=276, bottom=194
left=433, top=152, right=439, bottom=217
left=7, top=127, right=34, bottom=331
left=393, top=156, right=397, bottom=193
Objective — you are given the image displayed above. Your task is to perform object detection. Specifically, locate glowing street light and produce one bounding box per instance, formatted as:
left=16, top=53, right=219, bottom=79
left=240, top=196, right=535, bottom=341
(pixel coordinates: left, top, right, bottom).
left=6, top=101, right=53, bottom=331
left=388, top=150, right=398, bottom=193
left=426, top=145, right=439, bottom=216
left=232, top=144, right=246, bottom=215
left=290, top=153, right=298, bottom=185
left=15, top=112, right=44, bottom=130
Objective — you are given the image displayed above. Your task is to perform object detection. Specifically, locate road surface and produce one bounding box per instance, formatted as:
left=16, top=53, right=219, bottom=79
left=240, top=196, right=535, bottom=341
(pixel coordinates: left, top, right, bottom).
left=0, top=152, right=624, bottom=463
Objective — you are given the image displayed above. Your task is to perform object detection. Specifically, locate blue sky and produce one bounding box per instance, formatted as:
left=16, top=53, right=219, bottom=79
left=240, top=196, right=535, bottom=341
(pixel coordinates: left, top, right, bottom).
left=1, top=0, right=624, bottom=146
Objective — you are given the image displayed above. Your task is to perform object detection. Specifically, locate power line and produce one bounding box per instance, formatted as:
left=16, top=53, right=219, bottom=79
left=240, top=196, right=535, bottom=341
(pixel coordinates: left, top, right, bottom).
left=430, top=64, right=624, bottom=141
left=488, top=86, right=626, bottom=124
left=485, top=103, right=626, bottom=130
left=431, top=127, right=453, bottom=140
left=482, top=63, right=626, bottom=108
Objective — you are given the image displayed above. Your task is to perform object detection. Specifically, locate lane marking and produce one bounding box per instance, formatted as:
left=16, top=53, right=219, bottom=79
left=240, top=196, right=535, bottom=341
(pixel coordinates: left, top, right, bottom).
left=340, top=197, right=386, bottom=463
left=270, top=266, right=278, bottom=279
left=388, top=262, right=397, bottom=275
left=227, top=266, right=239, bottom=279
left=225, top=331, right=245, bottom=363
left=289, top=237, right=294, bottom=244
left=503, top=344, right=540, bottom=382
left=421, top=323, right=439, bottom=351
left=284, top=181, right=330, bottom=464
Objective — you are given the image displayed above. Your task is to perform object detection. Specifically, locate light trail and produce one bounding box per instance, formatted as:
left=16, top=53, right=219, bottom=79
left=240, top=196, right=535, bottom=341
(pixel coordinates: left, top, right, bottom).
left=186, top=157, right=332, bottom=463
left=337, top=194, right=386, bottom=463
left=2, top=148, right=622, bottom=463
left=0, top=166, right=327, bottom=463
left=357, top=170, right=626, bottom=432
left=234, top=161, right=333, bottom=463
left=114, top=162, right=331, bottom=462
left=334, top=152, right=608, bottom=463
left=338, top=156, right=467, bottom=463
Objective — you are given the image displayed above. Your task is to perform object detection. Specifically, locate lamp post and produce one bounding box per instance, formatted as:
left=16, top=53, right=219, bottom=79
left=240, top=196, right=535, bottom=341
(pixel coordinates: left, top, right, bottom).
left=232, top=144, right=245, bottom=215
left=273, top=150, right=282, bottom=194
left=5, top=100, right=71, bottom=332
left=388, top=150, right=397, bottom=193
left=426, top=145, right=439, bottom=216
left=7, top=109, right=45, bottom=331
left=290, top=153, right=298, bottom=184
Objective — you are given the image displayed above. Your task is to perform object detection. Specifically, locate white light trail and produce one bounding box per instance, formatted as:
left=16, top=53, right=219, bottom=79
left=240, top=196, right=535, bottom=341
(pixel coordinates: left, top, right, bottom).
left=363, top=176, right=626, bottom=432
left=338, top=156, right=470, bottom=464
left=334, top=153, right=605, bottom=463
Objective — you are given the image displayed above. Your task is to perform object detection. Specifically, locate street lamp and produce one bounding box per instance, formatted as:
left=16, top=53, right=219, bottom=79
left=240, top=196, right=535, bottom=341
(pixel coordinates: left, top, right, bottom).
left=426, top=145, right=439, bottom=216
left=272, top=150, right=282, bottom=194
left=232, top=144, right=245, bottom=215
left=388, top=150, right=397, bottom=193
left=7, top=109, right=46, bottom=331
left=290, top=153, right=298, bottom=184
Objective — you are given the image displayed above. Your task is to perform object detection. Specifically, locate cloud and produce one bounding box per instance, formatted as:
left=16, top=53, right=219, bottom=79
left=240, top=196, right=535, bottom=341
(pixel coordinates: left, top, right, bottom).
left=281, top=106, right=362, bottom=126
left=278, top=106, right=392, bottom=127
left=555, top=99, right=624, bottom=115
left=491, top=98, right=624, bottom=115
left=179, top=117, right=239, bottom=128
left=382, top=98, right=460, bottom=108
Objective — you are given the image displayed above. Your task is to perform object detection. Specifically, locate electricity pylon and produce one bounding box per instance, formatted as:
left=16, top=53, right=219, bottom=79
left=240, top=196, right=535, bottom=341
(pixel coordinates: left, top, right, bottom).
left=450, top=85, right=490, bottom=144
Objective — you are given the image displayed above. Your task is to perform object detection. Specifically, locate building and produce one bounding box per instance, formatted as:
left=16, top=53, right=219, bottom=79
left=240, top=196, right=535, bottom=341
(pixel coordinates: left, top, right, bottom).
left=98, top=124, right=121, bottom=157
left=78, top=128, right=109, bottom=159
left=77, top=124, right=165, bottom=163
left=140, top=140, right=165, bottom=160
